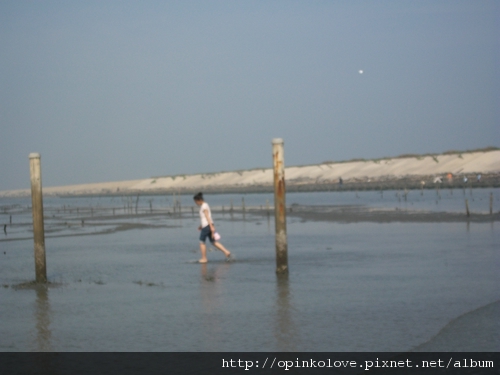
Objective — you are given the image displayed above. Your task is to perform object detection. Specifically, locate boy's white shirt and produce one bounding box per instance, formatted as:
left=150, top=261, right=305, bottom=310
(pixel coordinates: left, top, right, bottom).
left=199, top=202, right=213, bottom=228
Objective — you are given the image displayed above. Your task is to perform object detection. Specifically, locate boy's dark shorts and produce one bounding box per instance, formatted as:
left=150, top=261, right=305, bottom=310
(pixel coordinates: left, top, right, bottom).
left=199, top=225, right=215, bottom=243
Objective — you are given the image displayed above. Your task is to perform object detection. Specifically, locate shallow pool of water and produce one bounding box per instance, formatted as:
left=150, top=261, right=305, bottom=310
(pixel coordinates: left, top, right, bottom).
left=0, top=193, right=499, bottom=352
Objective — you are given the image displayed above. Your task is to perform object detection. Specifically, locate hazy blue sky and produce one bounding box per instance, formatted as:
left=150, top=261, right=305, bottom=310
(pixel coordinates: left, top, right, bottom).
left=1, top=1, right=498, bottom=190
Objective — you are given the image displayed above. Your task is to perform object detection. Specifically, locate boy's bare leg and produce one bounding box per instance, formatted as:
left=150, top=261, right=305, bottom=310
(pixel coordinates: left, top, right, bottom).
left=199, top=242, right=208, bottom=263
left=214, top=242, right=231, bottom=258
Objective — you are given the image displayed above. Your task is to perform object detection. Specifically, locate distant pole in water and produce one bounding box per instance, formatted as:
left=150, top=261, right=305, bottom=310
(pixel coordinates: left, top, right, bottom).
left=29, top=153, right=47, bottom=283
left=490, top=193, right=493, bottom=215
left=465, top=199, right=470, bottom=217
left=272, top=138, right=288, bottom=274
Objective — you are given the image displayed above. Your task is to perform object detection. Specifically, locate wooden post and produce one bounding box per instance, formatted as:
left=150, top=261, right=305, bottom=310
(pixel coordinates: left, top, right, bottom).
left=465, top=199, right=470, bottom=217
left=272, top=138, right=288, bottom=274
left=29, top=153, right=47, bottom=283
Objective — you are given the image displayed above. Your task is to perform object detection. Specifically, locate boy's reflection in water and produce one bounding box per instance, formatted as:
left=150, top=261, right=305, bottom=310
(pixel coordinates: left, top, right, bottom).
left=199, top=262, right=230, bottom=349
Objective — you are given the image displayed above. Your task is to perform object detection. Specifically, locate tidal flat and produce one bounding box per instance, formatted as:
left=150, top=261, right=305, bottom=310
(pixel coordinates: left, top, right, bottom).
left=0, top=190, right=498, bottom=352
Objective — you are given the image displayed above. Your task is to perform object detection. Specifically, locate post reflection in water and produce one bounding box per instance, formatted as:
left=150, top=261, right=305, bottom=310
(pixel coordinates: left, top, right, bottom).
left=199, top=263, right=230, bottom=349
left=274, top=273, right=298, bottom=351
left=33, top=285, right=53, bottom=352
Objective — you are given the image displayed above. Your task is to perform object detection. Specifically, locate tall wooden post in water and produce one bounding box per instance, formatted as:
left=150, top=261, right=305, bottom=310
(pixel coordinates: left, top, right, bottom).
left=29, top=153, right=47, bottom=283
left=272, top=138, right=288, bottom=274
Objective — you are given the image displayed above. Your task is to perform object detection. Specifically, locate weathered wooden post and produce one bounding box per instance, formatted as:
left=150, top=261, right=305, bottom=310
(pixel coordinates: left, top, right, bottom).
left=29, top=153, right=47, bottom=283
left=465, top=199, right=470, bottom=217
left=272, top=138, right=288, bottom=274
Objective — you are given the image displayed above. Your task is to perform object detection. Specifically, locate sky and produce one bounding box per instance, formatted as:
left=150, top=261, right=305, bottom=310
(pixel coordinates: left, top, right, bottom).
left=1, top=1, right=498, bottom=191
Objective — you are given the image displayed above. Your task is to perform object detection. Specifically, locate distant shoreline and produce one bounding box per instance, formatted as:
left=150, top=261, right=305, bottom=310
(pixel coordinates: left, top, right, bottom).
left=1, top=149, right=499, bottom=198
left=54, top=174, right=500, bottom=198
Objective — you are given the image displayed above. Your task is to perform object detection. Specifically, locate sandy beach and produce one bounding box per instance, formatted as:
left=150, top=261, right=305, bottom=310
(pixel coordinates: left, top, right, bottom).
left=1, top=150, right=499, bottom=197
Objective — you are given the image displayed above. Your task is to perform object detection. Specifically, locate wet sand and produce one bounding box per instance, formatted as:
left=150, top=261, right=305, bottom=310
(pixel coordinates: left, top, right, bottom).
left=2, top=204, right=498, bottom=244
left=261, top=204, right=500, bottom=224
left=412, top=300, right=500, bottom=352
left=1, top=201, right=498, bottom=244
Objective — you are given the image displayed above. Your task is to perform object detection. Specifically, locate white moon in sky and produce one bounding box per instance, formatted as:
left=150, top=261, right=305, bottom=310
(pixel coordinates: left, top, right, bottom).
left=359, top=70, right=364, bottom=74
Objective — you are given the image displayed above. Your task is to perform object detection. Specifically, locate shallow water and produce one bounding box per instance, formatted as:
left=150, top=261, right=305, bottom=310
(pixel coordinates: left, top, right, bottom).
left=0, top=192, right=499, bottom=352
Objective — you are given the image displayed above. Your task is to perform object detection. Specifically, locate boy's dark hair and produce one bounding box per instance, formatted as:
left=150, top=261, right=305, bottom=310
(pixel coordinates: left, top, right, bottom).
left=193, top=192, right=204, bottom=201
